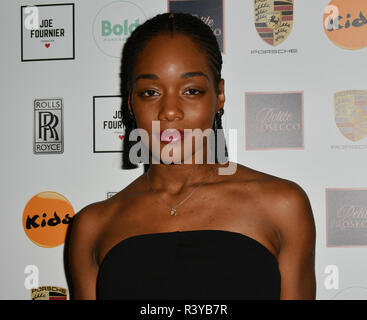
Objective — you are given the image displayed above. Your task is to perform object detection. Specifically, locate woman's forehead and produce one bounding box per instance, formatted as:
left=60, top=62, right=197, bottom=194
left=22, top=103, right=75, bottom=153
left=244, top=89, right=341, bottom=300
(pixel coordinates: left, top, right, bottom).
left=133, top=33, right=212, bottom=77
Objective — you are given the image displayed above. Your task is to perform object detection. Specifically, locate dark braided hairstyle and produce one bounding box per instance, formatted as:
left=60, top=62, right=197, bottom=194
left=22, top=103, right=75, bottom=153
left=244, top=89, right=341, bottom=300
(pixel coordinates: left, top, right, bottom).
left=120, top=12, right=228, bottom=170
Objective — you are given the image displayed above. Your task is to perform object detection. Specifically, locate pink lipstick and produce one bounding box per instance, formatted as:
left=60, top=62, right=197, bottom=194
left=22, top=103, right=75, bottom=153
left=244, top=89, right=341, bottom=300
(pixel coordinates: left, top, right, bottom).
left=160, top=129, right=186, bottom=143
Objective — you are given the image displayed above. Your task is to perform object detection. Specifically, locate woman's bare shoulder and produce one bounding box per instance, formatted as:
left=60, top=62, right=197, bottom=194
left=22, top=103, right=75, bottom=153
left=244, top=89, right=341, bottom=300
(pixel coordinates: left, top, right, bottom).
left=234, top=163, right=304, bottom=191
left=72, top=173, right=148, bottom=228
left=70, top=200, right=110, bottom=242
left=234, top=163, right=313, bottom=219
left=237, top=164, right=315, bottom=244
left=244, top=165, right=314, bottom=235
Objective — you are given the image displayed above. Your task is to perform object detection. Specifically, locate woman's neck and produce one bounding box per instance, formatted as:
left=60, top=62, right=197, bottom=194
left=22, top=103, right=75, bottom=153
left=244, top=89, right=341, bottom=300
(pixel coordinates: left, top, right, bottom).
left=146, top=163, right=220, bottom=195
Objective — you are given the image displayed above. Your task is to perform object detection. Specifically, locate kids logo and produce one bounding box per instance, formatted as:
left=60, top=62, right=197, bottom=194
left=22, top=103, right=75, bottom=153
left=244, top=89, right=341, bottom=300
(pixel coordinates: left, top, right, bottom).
left=92, top=1, right=146, bottom=58
left=334, top=90, right=367, bottom=142
left=323, top=0, right=367, bottom=50
left=22, top=191, right=74, bottom=248
left=254, top=0, right=294, bottom=46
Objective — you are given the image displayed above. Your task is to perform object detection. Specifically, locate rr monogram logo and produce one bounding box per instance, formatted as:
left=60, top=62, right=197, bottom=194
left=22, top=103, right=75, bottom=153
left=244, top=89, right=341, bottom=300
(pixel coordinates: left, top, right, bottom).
left=38, top=112, right=59, bottom=141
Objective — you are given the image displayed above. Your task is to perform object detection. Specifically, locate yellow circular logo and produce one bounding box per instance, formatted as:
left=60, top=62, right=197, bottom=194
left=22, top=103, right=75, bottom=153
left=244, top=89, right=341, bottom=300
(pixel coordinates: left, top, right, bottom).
left=22, top=191, right=74, bottom=248
left=323, top=0, right=367, bottom=50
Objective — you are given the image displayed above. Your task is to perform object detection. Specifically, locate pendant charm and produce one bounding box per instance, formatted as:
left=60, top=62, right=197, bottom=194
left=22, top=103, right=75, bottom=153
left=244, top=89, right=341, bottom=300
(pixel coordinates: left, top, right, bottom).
left=170, top=208, right=177, bottom=216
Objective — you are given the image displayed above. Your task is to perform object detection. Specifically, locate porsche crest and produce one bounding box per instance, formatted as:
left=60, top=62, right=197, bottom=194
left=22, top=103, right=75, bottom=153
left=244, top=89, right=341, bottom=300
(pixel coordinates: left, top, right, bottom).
left=334, top=90, right=367, bottom=142
left=254, top=0, right=294, bottom=46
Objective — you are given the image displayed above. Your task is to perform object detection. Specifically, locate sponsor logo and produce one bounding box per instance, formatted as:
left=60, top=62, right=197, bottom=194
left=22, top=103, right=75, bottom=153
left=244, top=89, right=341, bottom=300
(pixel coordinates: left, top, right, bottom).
left=245, top=91, right=303, bottom=149
left=327, top=188, right=367, bottom=246
left=93, top=95, right=125, bottom=153
left=21, top=3, right=75, bottom=61
left=34, top=98, right=63, bottom=154
left=31, top=286, right=67, bottom=300
left=323, top=0, right=367, bottom=50
left=92, top=1, right=146, bottom=58
left=168, top=0, right=224, bottom=53
left=22, top=191, right=74, bottom=248
left=250, top=48, right=297, bottom=54
left=254, top=0, right=294, bottom=46
left=334, top=90, right=367, bottom=142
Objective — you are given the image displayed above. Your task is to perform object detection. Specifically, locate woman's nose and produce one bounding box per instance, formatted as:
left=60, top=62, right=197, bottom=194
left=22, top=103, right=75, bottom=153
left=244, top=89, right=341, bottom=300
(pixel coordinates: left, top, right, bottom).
left=158, top=92, right=184, bottom=121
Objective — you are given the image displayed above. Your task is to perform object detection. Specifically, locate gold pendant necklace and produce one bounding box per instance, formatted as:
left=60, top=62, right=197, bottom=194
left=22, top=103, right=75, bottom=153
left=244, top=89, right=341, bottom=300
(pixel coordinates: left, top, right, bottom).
left=146, top=167, right=217, bottom=216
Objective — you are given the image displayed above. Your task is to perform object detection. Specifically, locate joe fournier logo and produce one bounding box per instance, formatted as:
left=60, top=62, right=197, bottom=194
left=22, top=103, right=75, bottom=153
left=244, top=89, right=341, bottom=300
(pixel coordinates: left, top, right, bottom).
left=34, top=98, right=63, bottom=154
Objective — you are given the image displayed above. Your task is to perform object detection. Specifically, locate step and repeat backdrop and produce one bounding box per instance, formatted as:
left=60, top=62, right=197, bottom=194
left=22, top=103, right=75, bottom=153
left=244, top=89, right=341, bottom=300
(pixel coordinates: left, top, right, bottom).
left=1, top=0, right=367, bottom=300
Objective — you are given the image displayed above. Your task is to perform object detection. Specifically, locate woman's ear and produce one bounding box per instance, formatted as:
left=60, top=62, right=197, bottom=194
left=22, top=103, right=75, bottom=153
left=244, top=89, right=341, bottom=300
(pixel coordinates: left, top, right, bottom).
left=216, top=79, right=225, bottom=112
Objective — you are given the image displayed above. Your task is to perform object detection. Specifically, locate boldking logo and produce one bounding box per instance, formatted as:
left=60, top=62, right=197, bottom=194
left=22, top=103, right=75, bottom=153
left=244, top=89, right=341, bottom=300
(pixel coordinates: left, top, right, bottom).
left=334, top=90, right=367, bottom=142
left=101, top=19, right=139, bottom=37
left=254, top=0, right=294, bottom=46
left=323, top=0, right=367, bottom=50
left=22, top=191, right=74, bottom=248
left=93, top=1, right=146, bottom=58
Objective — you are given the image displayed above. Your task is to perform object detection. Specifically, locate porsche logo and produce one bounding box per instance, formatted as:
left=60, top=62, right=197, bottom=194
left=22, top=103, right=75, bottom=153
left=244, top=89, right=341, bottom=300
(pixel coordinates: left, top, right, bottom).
left=334, top=90, right=367, bottom=142
left=254, top=0, right=294, bottom=46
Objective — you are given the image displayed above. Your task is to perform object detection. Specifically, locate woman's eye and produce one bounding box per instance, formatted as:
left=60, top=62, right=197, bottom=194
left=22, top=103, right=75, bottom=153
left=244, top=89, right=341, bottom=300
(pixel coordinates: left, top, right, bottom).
left=184, top=88, right=202, bottom=95
left=139, top=90, right=159, bottom=97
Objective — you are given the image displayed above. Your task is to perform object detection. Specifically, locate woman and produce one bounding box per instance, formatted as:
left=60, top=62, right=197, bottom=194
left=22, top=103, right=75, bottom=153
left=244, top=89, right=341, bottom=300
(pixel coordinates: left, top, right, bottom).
left=68, top=13, right=316, bottom=300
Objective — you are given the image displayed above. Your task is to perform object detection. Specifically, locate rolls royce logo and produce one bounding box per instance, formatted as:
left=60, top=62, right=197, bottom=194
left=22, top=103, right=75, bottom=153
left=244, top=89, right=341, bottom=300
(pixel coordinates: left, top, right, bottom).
left=254, top=0, right=294, bottom=46
left=34, top=98, right=63, bottom=154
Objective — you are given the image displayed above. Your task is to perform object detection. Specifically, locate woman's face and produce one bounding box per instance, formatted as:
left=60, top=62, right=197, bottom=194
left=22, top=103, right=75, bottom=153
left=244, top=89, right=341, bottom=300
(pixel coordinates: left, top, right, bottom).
left=129, top=33, right=225, bottom=165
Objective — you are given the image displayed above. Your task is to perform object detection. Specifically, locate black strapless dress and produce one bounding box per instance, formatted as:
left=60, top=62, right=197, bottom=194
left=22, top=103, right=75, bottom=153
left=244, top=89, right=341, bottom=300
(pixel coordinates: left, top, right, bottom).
left=97, top=230, right=281, bottom=300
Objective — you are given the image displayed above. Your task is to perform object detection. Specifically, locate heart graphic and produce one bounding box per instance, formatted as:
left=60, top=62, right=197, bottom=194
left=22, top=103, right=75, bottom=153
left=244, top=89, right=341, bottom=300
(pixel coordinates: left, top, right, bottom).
left=118, top=135, right=124, bottom=140
left=45, top=43, right=50, bottom=48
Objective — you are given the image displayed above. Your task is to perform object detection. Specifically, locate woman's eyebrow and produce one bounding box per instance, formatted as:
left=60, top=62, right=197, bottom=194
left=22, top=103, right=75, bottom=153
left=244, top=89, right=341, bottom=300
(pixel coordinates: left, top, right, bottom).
left=181, top=71, right=209, bottom=80
left=134, top=74, right=159, bottom=82
left=134, top=71, right=209, bottom=83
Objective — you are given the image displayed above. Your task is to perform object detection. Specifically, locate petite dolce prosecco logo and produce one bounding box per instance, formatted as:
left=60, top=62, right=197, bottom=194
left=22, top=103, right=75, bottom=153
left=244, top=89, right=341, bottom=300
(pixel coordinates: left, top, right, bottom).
left=254, top=107, right=301, bottom=133
left=327, top=189, right=367, bottom=246
left=245, top=92, right=303, bottom=149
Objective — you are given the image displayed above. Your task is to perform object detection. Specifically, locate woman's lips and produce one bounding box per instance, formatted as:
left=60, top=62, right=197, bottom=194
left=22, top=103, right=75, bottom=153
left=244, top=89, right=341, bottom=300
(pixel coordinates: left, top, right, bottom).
left=160, top=129, right=187, bottom=143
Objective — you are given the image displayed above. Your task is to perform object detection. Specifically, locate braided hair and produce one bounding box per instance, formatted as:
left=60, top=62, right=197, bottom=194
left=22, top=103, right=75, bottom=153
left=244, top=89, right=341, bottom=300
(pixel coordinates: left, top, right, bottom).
left=120, top=12, right=228, bottom=170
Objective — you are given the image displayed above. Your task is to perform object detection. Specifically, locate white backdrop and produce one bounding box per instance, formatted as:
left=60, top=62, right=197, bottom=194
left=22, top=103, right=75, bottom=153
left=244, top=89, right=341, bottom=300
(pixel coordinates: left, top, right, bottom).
left=1, top=0, right=367, bottom=300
